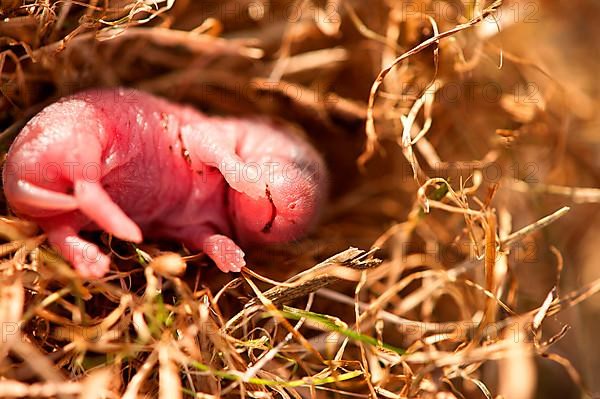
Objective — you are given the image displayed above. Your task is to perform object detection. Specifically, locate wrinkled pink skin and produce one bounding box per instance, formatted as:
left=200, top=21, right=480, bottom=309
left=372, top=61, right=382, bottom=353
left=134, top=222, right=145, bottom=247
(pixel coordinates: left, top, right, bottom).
left=2, top=88, right=326, bottom=278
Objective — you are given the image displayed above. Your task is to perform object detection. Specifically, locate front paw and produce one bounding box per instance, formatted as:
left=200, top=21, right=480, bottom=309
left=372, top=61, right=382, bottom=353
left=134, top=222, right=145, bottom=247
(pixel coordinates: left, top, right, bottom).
left=201, top=234, right=246, bottom=273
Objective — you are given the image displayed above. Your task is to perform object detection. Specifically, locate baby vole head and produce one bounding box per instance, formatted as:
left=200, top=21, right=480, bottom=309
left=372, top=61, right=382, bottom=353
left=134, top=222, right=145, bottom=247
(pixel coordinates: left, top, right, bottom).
left=229, top=156, right=327, bottom=245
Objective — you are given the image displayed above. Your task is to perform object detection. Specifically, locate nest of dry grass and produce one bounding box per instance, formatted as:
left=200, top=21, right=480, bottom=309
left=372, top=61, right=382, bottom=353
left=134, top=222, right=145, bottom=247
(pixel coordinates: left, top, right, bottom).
left=1, top=0, right=600, bottom=398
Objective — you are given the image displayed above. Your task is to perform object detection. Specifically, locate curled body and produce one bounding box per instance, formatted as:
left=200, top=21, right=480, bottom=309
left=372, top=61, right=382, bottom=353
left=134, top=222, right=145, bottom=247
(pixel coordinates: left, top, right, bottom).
left=2, top=88, right=327, bottom=278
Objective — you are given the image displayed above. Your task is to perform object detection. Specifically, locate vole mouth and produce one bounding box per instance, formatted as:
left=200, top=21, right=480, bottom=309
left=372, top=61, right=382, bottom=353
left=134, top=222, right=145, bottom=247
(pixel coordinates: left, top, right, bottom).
left=224, top=184, right=240, bottom=242
left=260, top=186, right=277, bottom=234
left=227, top=184, right=276, bottom=244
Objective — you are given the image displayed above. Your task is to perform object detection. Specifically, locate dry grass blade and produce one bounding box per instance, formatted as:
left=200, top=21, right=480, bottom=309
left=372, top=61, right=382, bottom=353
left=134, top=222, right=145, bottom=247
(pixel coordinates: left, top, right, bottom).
left=78, top=368, right=113, bottom=399
left=507, top=179, right=600, bottom=204
left=0, top=274, right=24, bottom=361
left=0, top=380, right=81, bottom=398
left=242, top=274, right=326, bottom=364
left=121, top=350, right=158, bottom=399
left=497, top=328, right=536, bottom=399
left=502, top=207, right=570, bottom=248
left=360, top=0, right=502, bottom=166
left=248, top=247, right=381, bottom=306
left=159, top=341, right=182, bottom=399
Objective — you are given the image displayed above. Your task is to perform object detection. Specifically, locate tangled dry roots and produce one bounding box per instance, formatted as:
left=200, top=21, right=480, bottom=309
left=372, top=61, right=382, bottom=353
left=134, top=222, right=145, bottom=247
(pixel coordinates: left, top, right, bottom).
left=1, top=1, right=600, bottom=398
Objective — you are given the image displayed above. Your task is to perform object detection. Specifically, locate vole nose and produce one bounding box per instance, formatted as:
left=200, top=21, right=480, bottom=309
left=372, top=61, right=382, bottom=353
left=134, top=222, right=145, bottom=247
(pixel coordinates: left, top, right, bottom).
left=228, top=158, right=325, bottom=245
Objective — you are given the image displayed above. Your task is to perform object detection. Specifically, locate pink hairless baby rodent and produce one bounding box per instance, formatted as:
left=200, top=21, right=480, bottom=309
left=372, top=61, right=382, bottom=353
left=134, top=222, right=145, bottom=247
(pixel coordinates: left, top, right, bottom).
left=2, top=88, right=327, bottom=278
